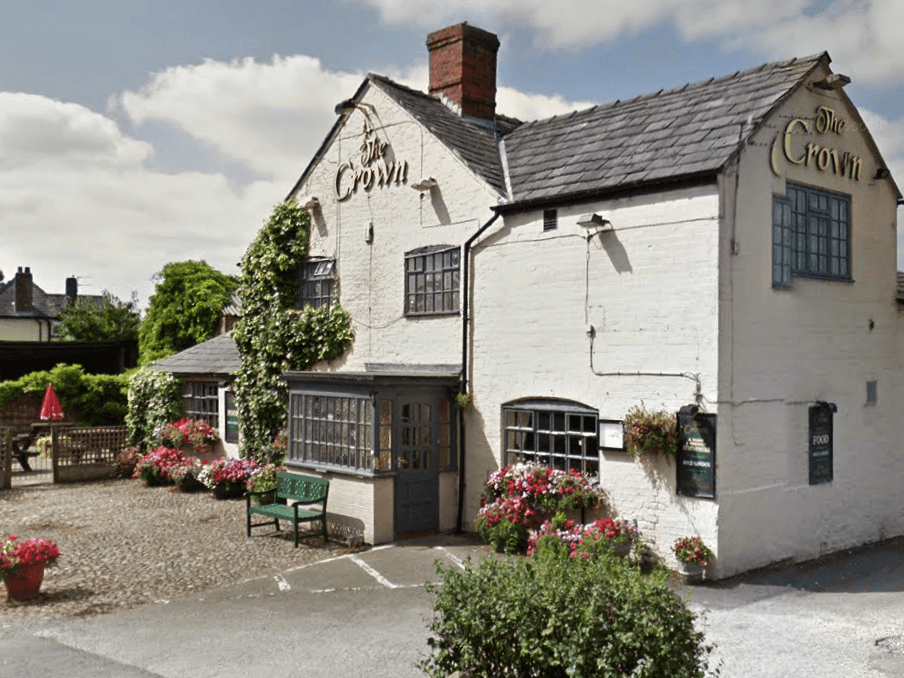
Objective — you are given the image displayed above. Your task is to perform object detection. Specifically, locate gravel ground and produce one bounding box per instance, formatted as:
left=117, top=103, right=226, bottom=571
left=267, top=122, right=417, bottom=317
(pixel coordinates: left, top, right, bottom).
left=0, top=479, right=350, bottom=620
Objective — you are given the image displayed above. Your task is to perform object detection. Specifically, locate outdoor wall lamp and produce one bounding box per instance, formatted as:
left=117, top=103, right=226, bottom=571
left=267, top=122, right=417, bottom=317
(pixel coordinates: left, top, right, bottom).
left=300, top=195, right=320, bottom=211
left=577, top=213, right=612, bottom=231
left=411, top=177, right=437, bottom=192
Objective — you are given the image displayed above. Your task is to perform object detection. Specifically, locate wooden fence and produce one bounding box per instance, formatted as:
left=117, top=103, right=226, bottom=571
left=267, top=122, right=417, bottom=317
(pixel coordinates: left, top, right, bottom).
left=52, top=426, right=130, bottom=483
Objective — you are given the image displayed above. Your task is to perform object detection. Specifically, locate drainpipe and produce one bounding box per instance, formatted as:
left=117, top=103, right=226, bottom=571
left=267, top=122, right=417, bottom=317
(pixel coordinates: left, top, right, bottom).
left=457, top=212, right=501, bottom=534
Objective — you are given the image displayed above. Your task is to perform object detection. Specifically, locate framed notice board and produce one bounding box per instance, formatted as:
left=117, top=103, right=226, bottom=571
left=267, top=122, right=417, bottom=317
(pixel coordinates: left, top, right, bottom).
left=676, top=410, right=716, bottom=499
left=225, top=390, right=239, bottom=444
left=808, top=403, right=833, bottom=485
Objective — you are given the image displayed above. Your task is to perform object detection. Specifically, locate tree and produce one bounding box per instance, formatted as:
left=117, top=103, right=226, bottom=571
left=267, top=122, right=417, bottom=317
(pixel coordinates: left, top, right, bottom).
left=139, top=261, right=238, bottom=365
left=56, top=293, right=141, bottom=342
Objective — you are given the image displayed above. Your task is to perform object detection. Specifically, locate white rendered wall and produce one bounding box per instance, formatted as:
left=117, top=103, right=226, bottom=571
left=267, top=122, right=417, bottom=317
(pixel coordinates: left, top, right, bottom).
left=715, top=64, right=904, bottom=576
left=291, top=85, right=499, bottom=371
left=465, top=186, right=721, bottom=566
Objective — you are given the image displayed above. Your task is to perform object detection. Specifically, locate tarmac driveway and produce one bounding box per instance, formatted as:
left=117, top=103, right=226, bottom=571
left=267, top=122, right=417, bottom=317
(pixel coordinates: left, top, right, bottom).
left=2, top=535, right=904, bottom=678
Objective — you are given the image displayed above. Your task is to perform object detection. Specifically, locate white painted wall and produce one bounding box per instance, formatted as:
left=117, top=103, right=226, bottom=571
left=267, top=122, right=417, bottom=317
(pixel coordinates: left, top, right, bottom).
left=715, top=63, right=904, bottom=576
left=466, top=186, right=721, bottom=566
left=291, top=84, right=500, bottom=371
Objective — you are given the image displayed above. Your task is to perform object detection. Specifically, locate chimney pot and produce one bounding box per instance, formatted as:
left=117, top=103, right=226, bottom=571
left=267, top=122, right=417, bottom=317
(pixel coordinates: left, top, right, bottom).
left=427, top=23, right=500, bottom=120
left=66, top=276, right=78, bottom=304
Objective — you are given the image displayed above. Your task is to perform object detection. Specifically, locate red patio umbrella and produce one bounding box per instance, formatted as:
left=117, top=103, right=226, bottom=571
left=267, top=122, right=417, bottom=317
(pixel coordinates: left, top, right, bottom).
left=39, top=384, right=65, bottom=421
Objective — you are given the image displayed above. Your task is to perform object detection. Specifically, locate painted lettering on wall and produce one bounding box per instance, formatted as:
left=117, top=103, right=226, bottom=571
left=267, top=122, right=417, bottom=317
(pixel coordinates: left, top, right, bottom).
left=771, top=106, right=863, bottom=181
left=334, top=121, right=409, bottom=202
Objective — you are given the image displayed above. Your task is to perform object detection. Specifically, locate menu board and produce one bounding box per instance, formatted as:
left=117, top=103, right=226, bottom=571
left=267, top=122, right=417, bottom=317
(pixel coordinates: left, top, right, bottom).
left=676, top=411, right=716, bottom=499
left=808, top=404, right=833, bottom=485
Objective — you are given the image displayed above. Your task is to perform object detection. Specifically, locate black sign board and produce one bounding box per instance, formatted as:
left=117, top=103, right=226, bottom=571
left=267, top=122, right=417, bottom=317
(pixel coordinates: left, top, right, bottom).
left=808, top=404, right=833, bottom=485
left=225, top=391, right=239, bottom=444
left=677, top=409, right=716, bottom=499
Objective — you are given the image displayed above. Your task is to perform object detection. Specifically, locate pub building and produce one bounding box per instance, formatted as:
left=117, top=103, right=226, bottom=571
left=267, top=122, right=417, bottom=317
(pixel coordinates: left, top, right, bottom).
left=274, top=22, right=902, bottom=577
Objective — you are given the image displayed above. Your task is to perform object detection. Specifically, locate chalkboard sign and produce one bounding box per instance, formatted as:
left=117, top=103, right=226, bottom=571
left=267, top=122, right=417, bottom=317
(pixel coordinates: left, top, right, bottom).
left=808, top=404, right=833, bottom=485
left=225, top=391, right=239, bottom=444
left=676, top=410, right=716, bottom=498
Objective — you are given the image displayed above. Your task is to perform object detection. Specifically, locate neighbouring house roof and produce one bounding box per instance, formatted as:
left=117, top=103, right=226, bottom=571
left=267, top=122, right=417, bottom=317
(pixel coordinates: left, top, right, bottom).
left=0, top=279, right=101, bottom=319
left=151, top=332, right=241, bottom=378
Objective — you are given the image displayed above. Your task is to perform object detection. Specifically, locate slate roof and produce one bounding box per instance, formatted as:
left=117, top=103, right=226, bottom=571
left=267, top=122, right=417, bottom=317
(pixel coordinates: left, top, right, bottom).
left=151, top=332, right=241, bottom=377
left=501, top=53, right=827, bottom=205
left=370, top=75, right=520, bottom=196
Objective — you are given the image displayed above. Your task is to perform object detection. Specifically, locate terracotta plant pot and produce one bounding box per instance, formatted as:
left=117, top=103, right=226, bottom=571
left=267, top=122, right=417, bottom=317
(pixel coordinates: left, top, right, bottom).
left=4, top=562, right=46, bottom=601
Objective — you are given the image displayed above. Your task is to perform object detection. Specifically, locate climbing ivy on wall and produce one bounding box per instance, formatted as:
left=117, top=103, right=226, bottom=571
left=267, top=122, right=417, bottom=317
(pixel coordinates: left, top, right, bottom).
left=233, top=200, right=354, bottom=460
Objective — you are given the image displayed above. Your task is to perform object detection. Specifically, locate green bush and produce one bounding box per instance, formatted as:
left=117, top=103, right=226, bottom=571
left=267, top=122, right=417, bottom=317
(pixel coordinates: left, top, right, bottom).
left=423, top=551, right=711, bottom=677
left=125, top=367, right=183, bottom=449
left=0, top=364, right=128, bottom=426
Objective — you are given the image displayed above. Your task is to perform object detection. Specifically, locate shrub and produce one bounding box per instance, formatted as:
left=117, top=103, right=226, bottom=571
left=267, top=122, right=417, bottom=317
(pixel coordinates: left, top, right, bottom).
left=0, top=364, right=129, bottom=426
left=126, top=367, right=183, bottom=449
left=423, top=550, right=711, bottom=677
left=199, top=457, right=259, bottom=492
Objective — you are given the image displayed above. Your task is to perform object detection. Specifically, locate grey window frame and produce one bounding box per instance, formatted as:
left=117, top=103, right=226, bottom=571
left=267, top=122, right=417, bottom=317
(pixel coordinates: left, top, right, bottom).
left=404, top=245, right=460, bottom=316
left=773, top=182, right=851, bottom=287
left=298, top=258, right=336, bottom=310
left=290, top=391, right=376, bottom=473
left=183, top=381, right=219, bottom=427
left=503, top=400, right=600, bottom=477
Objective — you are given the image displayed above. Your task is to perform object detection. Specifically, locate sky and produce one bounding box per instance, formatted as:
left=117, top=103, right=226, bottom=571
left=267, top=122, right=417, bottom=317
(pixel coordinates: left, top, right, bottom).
left=1, top=0, right=902, bottom=310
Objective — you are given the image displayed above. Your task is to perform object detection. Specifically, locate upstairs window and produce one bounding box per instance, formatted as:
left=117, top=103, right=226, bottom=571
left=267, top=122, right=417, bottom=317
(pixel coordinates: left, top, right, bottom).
left=773, top=182, right=851, bottom=288
left=298, top=258, right=336, bottom=309
left=404, top=245, right=460, bottom=316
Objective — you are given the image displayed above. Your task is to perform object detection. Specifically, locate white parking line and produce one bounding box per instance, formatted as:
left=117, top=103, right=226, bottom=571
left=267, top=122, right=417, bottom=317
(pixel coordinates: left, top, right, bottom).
left=433, top=546, right=466, bottom=570
left=274, top=574, right=291, bottom=592
left=350, top=554, right=399, bottom=588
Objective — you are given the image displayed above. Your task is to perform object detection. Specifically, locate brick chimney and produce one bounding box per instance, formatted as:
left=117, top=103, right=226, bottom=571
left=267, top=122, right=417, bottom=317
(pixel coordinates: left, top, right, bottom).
left=14, top=266, right=33, bottom=313
left=427, top=23, right=500, bottom=120
left=66, top=276, right=78, bottom=305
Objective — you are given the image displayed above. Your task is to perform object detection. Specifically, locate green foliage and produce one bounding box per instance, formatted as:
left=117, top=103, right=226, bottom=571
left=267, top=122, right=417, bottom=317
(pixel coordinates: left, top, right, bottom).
left=423, top=551, right=712, bottom=678
left=233, top=200, right=354, bottom=460
left=624, top=405, right=679, bottom=456
left=125, top=367, right=183, bottom=449
left=0, top=364, right=128, bottom=426
left=56, top=292, right=141, bottom=342
left=138, top=260, right=238, bottom=365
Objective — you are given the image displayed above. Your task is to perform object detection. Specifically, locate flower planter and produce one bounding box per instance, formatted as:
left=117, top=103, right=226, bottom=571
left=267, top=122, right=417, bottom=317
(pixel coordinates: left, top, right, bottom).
left=213, top=482, right=245, bottom=500
left=3, top=562, right=45, bottom=601
left=175, top=475, right=206, bottom=493
left=677, top=561, right=705, bottom=584
left=250, top=490, right=276, bottom=506
left=608, top=542, right=631, bottom=559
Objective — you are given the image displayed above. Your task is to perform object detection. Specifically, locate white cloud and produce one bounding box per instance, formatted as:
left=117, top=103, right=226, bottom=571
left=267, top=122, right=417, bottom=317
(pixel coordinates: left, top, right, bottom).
left=349, top=0, right=902, bottom=86
left=110, top=55, right=365, bottom=181
left=0, top=92, right=282, bottom=307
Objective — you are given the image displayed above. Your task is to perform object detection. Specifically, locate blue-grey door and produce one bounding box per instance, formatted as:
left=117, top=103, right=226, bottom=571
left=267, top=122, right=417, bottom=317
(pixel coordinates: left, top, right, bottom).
left=395, top=398, right=439, bottom=534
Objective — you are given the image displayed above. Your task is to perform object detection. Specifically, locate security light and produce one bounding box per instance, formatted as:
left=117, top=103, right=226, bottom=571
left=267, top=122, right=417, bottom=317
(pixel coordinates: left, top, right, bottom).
left=411, top=177, right=437, bottom=192
left=577, top=213, right=612, bottom=230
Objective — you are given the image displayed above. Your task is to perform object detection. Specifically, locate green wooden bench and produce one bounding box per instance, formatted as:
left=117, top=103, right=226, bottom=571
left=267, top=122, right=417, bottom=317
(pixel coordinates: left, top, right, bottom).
left=246, top=473, right=329, bottom=547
